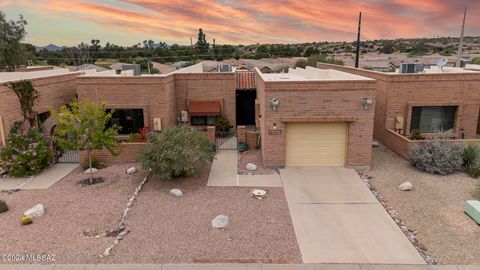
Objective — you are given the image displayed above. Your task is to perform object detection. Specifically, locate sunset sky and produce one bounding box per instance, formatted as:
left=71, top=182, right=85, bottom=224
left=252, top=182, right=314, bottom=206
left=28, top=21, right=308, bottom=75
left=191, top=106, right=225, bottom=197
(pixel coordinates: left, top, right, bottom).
left=2, top=0, right=480, bottom=46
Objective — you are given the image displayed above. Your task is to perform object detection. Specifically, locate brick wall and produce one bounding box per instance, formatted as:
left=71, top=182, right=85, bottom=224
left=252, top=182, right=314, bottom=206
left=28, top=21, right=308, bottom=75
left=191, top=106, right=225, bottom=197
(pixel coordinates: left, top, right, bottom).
left=257, top=69, right=376, bottom=170
left=0, top=73, right=79, bottom=146
left=317, top=63, right=480, bottom=144
left=207, top=126, right=216, bottom=143
left=76, top=75, right=177, bottom=130
left=246, top=130, right=259, bottom=150
left=237, top=125, right=246, bottom=143
left=79, top=143, right=145, bottom=164
left=174, top=73, right=236, bottom=127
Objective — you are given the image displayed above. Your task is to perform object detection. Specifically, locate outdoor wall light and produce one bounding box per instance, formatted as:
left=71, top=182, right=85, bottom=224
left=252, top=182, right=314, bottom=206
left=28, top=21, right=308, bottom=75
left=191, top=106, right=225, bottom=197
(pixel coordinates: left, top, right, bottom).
left=361, top=97, right=373, bottom=110
left=272, top=123, right=277, bottom=130
left=269, top=98, right=280, bottom=111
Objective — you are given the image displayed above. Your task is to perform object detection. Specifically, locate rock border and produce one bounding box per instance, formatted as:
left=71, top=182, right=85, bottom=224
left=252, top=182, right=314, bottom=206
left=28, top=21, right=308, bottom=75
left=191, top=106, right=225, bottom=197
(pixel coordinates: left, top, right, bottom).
left=100, top=171, right=151, bottom=257
left=358, top=172, right=437, bottom=265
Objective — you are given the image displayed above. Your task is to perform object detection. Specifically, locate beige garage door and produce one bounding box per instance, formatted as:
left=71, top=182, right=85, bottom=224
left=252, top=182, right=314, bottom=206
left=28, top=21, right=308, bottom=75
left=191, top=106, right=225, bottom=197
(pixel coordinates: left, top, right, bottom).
left=286, top=122, right=347, bottom=166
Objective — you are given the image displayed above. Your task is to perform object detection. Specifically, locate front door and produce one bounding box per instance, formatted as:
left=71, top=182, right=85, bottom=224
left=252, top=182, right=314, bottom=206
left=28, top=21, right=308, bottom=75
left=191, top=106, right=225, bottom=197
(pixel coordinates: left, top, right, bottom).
left=236, top=90, right=256, bottom=126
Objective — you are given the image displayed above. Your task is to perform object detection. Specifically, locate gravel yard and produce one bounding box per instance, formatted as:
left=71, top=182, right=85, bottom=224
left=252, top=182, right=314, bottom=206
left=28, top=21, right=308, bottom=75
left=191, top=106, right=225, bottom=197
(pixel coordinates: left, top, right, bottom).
left=370, top=144, right=480, bottom=264
left=238, top=149, right=276, bottom=175
left=0, top=163, right=300, bottom=264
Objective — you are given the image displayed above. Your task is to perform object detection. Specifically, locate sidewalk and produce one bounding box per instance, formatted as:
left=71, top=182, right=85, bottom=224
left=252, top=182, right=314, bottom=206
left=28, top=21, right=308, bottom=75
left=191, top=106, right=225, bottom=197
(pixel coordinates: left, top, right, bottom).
left=0, top=263, right=474, bottom=270
left=0, top=163, right=78, bottom=190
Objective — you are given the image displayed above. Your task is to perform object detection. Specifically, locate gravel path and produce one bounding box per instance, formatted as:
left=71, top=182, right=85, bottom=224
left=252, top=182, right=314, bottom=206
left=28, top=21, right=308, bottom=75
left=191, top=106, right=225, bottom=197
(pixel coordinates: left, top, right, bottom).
left=103, top=166, right=301, bottom=264
left=370, top=144, right=480, bottom=264
left=0, top=163, right=301, bottom=264
left=238, top=149, right=276, bottom=175
left=0, top=163, right=146, bottom=264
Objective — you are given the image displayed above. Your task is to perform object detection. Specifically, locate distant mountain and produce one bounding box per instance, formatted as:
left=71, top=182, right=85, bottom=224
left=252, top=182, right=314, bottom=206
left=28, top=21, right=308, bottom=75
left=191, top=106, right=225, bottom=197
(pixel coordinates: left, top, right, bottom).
left=36, top=44, right=66, bottom=52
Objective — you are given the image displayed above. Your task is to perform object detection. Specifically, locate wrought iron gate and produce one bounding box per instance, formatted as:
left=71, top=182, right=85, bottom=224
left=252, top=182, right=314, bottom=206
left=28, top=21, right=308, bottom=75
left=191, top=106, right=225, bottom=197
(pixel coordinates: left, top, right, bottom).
left=215, top=131, right=238, bottom=150
left=53, top=143, right=80, bottom=163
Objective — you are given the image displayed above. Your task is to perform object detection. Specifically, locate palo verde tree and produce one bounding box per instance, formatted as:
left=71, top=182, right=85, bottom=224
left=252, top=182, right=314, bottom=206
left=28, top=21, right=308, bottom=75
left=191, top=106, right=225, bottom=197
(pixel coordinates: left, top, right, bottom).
left=52, top=100, right=119, bottom=183
left=8, top=80, right=39, bottom=127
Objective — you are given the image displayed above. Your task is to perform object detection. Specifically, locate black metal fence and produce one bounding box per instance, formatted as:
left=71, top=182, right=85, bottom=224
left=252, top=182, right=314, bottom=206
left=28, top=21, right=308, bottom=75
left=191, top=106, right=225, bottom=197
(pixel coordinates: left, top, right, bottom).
left=215, top=132, right=238, bottom=150
left=53, top=143, right=80, bottom=163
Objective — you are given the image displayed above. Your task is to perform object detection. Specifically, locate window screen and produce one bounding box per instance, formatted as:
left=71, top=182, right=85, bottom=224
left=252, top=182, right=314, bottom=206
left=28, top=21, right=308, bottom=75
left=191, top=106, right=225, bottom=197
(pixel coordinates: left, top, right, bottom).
left=411, top=106, right=456, bottom=132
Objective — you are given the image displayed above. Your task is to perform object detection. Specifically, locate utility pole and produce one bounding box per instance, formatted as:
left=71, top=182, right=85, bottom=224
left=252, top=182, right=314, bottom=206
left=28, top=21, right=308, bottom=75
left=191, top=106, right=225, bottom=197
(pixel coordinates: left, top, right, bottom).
left=355, top=12, right=362, bottom=68
left=213, top=38, right=216, bottom=60
left=456, top=6, right=467, bottom=67
left=190, top=37, right=195, bottom=64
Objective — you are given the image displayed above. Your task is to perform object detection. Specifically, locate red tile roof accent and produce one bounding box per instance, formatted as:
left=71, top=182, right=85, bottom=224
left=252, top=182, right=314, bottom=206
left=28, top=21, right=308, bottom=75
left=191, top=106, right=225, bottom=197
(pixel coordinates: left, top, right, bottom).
left=236, top=71, right=256, bottom=90
left=187, top=101, right=221, bottom=116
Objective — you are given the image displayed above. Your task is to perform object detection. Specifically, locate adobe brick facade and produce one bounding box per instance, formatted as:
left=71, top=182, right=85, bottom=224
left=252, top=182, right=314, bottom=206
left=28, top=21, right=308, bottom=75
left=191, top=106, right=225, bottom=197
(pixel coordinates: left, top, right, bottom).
left=317, top=63, right=480, bottom=159
left=77, top=72, right=236, bottom=131
left=76, top=75, right=177, bottom=130
left=0, top=73, right=79, bottom=147
left=256, top=71, right=376, bottom=170
left=79, top=143, right=145, bottom=164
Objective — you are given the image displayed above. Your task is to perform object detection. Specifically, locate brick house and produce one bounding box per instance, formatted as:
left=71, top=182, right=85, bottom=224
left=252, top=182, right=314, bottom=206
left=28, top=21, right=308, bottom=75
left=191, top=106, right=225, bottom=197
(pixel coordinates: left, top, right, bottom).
left=317, top=63, right=480, bottom=159
left=77, top=63, right=376, bottom=170
left=0, top=68, right=81, bottom=147
left=256, top=67, right=376, bottom=170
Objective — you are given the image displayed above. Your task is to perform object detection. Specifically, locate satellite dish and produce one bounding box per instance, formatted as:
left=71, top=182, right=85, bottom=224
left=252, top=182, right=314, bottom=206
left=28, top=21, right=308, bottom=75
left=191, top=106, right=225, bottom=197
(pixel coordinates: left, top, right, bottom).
left=436, top=57, right=448, bottom=71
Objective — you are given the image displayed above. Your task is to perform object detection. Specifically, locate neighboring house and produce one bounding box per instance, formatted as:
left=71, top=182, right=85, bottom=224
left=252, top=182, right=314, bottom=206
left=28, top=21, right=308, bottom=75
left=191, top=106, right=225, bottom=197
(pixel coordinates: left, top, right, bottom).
left=151, top=62, right=176, bottom=74
left=0, top=68, right=85, bottom=147
left=317, top=62, right=480, bottom=159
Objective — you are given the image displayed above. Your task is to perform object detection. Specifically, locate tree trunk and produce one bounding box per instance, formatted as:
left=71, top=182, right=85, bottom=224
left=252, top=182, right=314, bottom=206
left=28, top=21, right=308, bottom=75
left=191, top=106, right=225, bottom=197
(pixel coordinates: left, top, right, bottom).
left=88, top=150, right=93, bottom=184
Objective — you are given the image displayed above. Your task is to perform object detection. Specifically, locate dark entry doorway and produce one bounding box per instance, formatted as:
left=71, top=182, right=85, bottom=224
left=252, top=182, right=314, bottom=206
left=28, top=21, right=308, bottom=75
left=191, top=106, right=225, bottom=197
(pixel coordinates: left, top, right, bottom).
left=236, top=90, right=256, bottom=126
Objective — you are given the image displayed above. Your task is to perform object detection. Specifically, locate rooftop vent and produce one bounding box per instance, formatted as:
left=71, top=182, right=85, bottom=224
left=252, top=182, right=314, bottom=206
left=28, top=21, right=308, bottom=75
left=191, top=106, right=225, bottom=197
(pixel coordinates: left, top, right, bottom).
left=400, top=63, right=424, bottom=74
left=121, top=64, right=141, bottom=76
left=217, top=64, right=233, bottom=72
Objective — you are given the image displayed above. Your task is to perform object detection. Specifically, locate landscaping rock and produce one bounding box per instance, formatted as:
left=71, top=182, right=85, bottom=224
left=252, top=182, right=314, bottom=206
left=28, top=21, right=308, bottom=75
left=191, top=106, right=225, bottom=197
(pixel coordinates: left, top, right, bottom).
left=211, top=214, right=229, bottom=229
left=24, top=204, right=45, bottom=218
left=246, top=163, right=257, bottom=171
left=372, top=141, right=380, bottom=147
left=398, top=181, right=413, bottom=191
left=84, top=168, right=98, bottom=174
left=169, top=188, right=183, bottom=197
left=126, top=167, right=137, bottom=175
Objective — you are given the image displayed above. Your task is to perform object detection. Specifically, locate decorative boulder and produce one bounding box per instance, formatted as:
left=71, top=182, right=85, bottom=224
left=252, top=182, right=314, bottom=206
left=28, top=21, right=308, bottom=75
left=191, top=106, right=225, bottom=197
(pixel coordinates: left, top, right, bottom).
left=246, top=163, right=257, bottom=171
left=84, top=168, right=98, bottom=174
left=24, top=204, right=45, bottom=218
left=372, top=141, right=380, bottom=147
left=126, top=167, right=137, bottom=175
left=211, top=214, right=229, bottom=229
left=398, top=181, right=413, bottom=191
left=169, top=189, right=183, bottom=197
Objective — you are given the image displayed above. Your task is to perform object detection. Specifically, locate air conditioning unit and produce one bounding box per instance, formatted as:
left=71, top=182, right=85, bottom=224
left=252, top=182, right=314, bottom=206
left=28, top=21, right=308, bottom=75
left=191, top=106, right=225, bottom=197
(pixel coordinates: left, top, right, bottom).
left=181, top=111, right=189, bottom=122
left=153, top=118, right=162, bottom=131
left=400, top=63, right=424, bottom=74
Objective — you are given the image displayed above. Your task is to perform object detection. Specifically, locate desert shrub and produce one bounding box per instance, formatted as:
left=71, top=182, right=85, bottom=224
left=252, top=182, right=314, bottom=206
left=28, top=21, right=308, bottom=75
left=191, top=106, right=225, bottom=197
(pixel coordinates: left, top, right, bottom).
left=410, top=133, right=462, bottom=175
left=461, top=144, right=480, bottom=178
left=138, top=125, right=215, bottom=180
left=409, top=129, right=424, bottom=140
left=214, top=115, right=230, bottom=133
left=81, top=155, right=103, bottom=170
left=0, top=200, right=8, bottom=214
left=0, top=127, right=50, bottom=177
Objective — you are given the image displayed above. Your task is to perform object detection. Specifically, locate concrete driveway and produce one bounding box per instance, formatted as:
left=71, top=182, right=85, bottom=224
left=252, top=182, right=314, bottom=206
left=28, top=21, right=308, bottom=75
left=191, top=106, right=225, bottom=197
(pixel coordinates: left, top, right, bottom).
left=280, top=167, right=425, bottom=264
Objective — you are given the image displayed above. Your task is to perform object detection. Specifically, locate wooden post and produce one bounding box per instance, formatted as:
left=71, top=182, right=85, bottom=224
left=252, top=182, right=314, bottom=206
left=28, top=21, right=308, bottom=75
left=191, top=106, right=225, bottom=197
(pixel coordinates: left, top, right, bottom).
left=0, top=116, right=6, bottom=147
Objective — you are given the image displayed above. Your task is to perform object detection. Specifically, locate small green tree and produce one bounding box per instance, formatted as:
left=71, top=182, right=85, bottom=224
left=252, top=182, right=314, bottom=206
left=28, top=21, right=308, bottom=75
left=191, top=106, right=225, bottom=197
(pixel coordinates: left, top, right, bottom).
left=0, top=11, right=29, bottom=71
left=52, top=100, right=119, bottom=183
left=138, top=125, right=215, bottom=181
left=195, top=28, right=210, bottom=55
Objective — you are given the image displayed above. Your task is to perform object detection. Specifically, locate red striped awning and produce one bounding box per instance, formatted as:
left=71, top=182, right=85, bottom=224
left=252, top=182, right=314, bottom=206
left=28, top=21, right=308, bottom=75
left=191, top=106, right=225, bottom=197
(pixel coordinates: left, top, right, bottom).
left=187, top=101, right=221, bottom=116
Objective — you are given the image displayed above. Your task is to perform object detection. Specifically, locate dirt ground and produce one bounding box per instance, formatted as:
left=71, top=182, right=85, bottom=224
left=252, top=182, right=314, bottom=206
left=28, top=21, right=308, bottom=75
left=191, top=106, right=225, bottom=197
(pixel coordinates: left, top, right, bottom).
left=238, top=149, right=276, bottom=175
left=0, top=163, right=300, bottom=264
left=370, top=144, right=480, bottom=264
